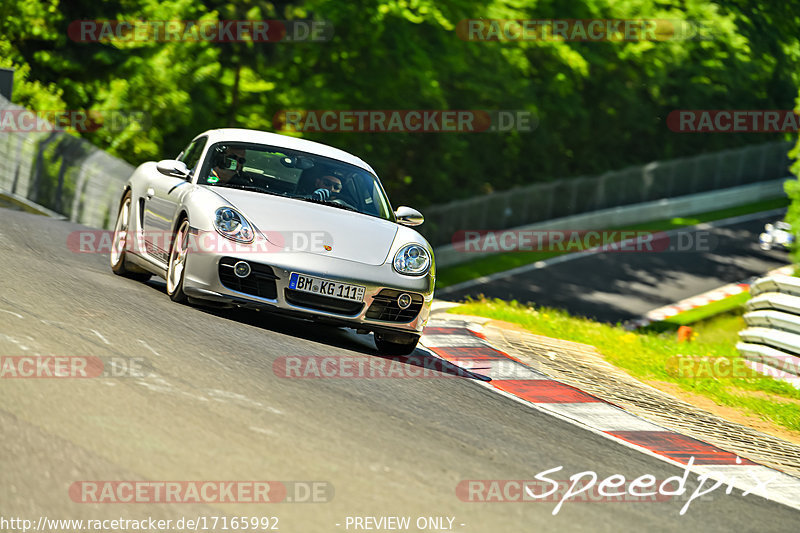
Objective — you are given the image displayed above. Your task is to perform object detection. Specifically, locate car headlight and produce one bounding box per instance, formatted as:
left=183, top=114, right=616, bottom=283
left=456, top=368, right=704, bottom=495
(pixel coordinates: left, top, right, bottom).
left=214, top=207, right=255, bottom=243
left=393, top=244, right=430, bottom=276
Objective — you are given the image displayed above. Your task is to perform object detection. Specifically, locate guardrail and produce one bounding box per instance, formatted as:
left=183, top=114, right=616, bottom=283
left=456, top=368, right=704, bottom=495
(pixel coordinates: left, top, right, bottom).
left=0, top=95, right=133, bottom=229
left=738, top=274, right=800, bottom=386
left=435, top=179, right=789, bottom=267
left=420, top=140, right=792, bottom=247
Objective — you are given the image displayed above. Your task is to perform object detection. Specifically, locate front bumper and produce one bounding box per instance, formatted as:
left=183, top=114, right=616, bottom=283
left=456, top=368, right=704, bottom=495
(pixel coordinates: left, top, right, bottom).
left=181, top=247, right=434, bottom=335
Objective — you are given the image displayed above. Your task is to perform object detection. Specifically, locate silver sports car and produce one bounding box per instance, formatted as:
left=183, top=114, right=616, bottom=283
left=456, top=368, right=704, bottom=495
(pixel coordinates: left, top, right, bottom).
left=110, top=128, right=434, bottom=354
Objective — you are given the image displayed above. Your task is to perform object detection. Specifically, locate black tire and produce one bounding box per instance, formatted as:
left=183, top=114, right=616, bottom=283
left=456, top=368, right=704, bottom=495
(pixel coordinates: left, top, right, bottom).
left=110, top=191, right=151, bottom=282
left=166, top=218, right=190, bottom=303
left=374, top=332, right=420, bottom=356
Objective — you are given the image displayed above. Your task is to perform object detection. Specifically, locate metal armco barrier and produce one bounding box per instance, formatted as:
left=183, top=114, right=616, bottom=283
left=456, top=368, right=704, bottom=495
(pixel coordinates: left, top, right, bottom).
left=421, top=141, right=792, bottom=247
left=738, top=275, right=800, bottom=382
left=0, top=95, right=134, bottom=229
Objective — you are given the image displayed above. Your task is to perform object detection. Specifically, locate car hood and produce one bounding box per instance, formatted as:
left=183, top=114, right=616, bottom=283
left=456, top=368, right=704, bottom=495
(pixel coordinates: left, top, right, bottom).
left=211, top=188, right=399, bottom=266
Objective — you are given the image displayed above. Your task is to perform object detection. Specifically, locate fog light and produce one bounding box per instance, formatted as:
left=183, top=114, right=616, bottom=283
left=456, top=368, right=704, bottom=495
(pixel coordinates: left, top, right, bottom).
left=397, top=293, right=412, bottom=309
left=233, top=261, right=251, bottom=278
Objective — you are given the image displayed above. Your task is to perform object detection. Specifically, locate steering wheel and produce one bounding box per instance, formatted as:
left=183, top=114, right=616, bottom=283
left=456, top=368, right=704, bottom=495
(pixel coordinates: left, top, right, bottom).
left=332, top=198, right=357, bottom=210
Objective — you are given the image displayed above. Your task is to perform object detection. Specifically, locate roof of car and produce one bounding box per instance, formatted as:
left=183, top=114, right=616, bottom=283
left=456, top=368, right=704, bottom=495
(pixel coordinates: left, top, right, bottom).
left=196, top=129, right=376, bottom=174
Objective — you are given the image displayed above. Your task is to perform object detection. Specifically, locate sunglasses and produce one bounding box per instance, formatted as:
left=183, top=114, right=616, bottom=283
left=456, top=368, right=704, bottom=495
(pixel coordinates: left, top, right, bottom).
left=320, top=177, right=342, bottom=192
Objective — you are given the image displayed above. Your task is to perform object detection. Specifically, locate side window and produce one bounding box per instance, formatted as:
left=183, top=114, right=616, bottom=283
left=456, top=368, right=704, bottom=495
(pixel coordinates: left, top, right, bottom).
left=178, top=137, right=207, bottom=175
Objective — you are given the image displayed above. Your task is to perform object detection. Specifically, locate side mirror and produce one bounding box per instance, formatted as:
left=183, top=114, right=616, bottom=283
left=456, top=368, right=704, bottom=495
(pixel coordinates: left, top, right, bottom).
left=156, top=159, right=190, bottom=179
left=395, top=206, right=424, bottom=227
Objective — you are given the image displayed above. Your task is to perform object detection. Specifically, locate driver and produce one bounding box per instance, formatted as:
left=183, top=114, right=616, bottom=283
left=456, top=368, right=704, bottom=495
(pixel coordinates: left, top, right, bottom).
left=207, top=146, right=248, bottom=186
left=310, top=173, right=343, bottom=202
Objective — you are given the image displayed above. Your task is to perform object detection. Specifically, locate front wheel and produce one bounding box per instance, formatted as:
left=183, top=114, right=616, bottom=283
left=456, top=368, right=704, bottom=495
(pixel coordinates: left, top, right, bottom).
left=166, top=219, right=190, bottom=303
left=374, top=332, right=420, bottom=356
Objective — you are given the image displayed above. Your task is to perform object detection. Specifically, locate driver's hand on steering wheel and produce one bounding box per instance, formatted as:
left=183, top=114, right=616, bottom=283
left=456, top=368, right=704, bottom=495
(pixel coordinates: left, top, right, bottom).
left=311, top=188, right=331, bottom=202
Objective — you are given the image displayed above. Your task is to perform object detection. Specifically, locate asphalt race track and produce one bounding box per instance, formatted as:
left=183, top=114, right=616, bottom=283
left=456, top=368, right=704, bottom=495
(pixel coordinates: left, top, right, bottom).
left=1, top=208, right=798, bottom=532
left=440, top=213, right=790, bottom=323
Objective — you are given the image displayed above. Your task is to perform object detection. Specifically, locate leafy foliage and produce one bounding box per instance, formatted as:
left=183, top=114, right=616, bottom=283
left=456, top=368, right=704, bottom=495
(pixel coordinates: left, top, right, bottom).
left=783, top=88, right=800, bottom=265
left=2, top=0, right=799, bottom=208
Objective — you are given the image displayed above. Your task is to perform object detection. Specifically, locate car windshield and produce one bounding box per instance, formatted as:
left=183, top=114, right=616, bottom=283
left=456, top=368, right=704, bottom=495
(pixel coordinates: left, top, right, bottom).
left=197, top=142, right=394, bottom=221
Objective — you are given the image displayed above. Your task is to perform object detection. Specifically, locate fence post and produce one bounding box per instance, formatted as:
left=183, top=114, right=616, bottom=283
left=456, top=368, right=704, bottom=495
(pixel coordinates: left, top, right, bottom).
left=545, top=182, right=555, bottom=220
left=642, top=162, right=656, bottom=202
left=595, top=174, right=606, bottom=210
left=736, top=147, right=746, bottom=185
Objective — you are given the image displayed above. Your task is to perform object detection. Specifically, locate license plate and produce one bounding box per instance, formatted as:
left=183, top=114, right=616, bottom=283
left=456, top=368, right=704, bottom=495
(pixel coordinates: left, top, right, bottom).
left=289, top=272, right=366, bottom=302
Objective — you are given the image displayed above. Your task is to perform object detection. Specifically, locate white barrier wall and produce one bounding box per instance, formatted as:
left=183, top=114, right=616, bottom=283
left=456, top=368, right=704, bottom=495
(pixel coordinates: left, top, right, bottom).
left=738, top=275, right=800, bottom=387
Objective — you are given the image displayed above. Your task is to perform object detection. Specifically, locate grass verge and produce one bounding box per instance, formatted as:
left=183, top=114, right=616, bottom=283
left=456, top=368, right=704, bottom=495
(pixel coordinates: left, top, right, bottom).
left=449, top=298, right=800, bottom=434
left=436, top=197, right=789, bottom=288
